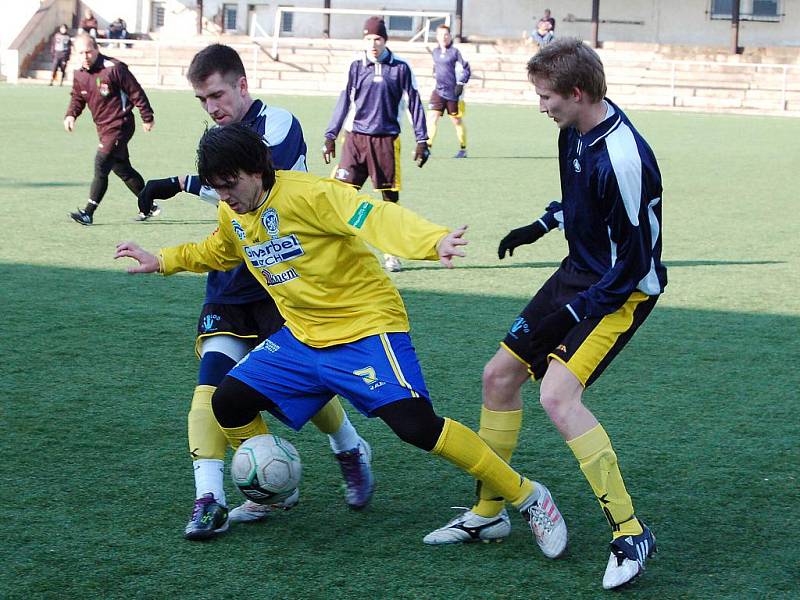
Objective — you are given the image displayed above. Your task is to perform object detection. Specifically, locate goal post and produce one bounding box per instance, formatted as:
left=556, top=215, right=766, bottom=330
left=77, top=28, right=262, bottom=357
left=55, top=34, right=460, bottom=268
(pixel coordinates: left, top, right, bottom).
left=268, top=7, right=451, bottom=60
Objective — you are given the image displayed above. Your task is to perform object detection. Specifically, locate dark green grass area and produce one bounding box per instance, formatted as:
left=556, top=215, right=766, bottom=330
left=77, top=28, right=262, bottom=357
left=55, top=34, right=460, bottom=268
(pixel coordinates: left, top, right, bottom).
left=1, top=85, right=798, bottom=599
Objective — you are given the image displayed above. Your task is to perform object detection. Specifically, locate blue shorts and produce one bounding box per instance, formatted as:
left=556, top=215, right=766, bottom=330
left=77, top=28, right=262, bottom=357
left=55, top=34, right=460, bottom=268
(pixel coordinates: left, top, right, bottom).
left=228, top=327, right=430, bottom=430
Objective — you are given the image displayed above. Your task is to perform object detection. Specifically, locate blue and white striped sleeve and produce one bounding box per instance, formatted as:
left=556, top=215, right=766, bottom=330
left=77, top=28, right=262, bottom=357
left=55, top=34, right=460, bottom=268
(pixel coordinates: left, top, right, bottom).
left=261, top=106, right=308, bottom=172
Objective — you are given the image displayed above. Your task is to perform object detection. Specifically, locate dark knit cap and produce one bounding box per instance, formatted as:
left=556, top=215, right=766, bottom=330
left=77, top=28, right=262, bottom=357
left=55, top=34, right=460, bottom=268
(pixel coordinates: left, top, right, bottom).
left=363, top=16, right=388, bottom=40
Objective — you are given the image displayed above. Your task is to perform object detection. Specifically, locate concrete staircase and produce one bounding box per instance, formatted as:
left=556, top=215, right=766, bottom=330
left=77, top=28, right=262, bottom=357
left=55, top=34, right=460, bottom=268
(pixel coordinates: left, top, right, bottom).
left=24, top=37, right=800, bottom=115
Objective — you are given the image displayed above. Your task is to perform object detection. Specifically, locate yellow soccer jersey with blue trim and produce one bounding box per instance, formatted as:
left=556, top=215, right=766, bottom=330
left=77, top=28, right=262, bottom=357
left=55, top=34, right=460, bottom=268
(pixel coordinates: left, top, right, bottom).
left=160, top=171, right=450, bottom=347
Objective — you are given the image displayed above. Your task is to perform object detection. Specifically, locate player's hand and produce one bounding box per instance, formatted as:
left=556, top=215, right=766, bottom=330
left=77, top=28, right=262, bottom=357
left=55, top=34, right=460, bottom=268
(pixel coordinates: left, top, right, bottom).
left=322, top=138, right=336, bottom=164
left=437, top=225, right=468, bottom=268
left=414, top=142, right=430, bottom=168
left=529, top=306, right=579, bottom=354
left=455, top=84, right=464, bottom=97
left=497, top=221, right=547, bottom=259
left=143, top=120, right=154, bottom=132
left=138, top=176, right=182, bottom=214
left=114, top=241, right=160, bottom=274
left=63, top=116, right=75, bottom=132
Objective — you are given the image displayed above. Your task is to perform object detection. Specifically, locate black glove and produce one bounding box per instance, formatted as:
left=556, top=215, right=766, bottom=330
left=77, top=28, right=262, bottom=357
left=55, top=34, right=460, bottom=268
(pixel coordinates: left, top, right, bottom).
left=138, top=177, right=181, bottom=214
left=530, top=306, right=579, bottom=355
left=414, top=142, right=430, bottom=168
left=322, top=138, right=336, bottom=164
left=497, top=221, right=547, bottom=259
left=455, top=83, right=464, bottom=97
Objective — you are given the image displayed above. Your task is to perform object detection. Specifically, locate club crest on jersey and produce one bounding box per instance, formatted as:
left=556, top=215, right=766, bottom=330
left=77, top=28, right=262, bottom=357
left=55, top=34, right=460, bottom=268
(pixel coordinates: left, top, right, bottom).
left=231, top=219, right=246, bottom=240
left=261, top=207, right=279, bottom=238
left=244, top=234, right=304, bottom=268
left=97, top=79, right=110, bottom=96
left=573, top=158, right=581, bottom=173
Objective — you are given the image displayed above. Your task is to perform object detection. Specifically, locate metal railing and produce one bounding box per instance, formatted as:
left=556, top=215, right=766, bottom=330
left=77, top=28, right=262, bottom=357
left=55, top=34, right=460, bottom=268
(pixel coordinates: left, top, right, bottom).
left=267, top=7, right=451, bottom=61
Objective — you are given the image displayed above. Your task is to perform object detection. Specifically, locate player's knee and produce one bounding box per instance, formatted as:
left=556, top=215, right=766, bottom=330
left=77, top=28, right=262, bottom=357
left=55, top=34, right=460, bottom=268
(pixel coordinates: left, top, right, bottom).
left=482, top=359, right=525, bottom=403
left=211, top=376, right=261, bottom=428
left=197, top=351, right=237, bottom=386
left=538, top=384, right=578, bottom=426
left=375, top=398, right=444, bottom=451
left=94, top=152, right=113, bottom=176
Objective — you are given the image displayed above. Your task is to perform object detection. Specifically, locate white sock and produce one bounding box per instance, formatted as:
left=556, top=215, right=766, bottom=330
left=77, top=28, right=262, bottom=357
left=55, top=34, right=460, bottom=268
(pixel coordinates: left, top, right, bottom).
left=193, top=459, right=226, bottom=506
left=327, top=414, right=361, bottom=454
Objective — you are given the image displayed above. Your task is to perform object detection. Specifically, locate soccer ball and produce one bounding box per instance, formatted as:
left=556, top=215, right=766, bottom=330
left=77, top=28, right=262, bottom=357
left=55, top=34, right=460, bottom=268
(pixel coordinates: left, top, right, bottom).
left=230, top=434, right=302, bottom=504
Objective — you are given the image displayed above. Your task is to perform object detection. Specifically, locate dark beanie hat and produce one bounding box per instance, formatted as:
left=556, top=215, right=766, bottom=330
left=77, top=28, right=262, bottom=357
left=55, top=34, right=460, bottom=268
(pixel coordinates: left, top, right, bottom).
left=363, top=16, right=388, bottom=40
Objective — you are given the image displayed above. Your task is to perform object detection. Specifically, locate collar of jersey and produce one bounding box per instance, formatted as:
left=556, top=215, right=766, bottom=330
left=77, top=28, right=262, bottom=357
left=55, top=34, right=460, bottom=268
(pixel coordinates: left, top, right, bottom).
left=362, top=48, right=393, bottom=66
left=241, top=99, right=264, bottom=125
left=580, top=97, right=624, bottom=148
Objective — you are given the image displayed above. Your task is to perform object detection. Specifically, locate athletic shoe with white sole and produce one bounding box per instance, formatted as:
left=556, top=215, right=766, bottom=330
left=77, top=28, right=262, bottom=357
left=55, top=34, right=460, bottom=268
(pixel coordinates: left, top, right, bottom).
left=602, top=520, right=656, bottom=590
left=423, top=508, right=511, bottom=545
left=69, top=208, right=93, bottom=226
left=135, top=203, right=161, bottom=221
left=183, top=493, right=229, bottom=540
left=518, top=482, right=568, bottom=558
left=228, top=487, right=300, bottom=524
left=335, top=438, right=374, bottom=510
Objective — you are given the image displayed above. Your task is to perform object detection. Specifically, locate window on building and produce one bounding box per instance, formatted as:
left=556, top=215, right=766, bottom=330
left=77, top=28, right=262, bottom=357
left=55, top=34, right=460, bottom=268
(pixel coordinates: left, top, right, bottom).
left=387, top=15, right=413, bottom=33
left=151, top=2, right=165, bottom=31
left=281, top=8, right=293, bottom=33
left=710, top=0, right=781, bottom=21
left=223, top=4, right=238, bottom=30
left=427, top=17, right=447, bottom=33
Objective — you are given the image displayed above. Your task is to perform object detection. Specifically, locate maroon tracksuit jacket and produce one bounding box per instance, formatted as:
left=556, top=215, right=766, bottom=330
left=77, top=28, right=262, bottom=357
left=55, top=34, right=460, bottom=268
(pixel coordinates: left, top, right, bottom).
left=66, top=53, right=154, bottom=152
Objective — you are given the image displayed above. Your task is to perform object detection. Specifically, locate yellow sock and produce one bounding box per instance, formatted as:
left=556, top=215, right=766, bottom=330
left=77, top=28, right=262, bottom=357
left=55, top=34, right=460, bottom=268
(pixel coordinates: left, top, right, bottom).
left=187, top=385, right=227, bottom=460
left=432, top=418, right=533, bottom=507
left=472, top=407, right=522, bottom=517
left=455, top=122, right=467, bottom=148
left=426, top=116, right=439, bottom=147
left=567, top=424, right=643, bottom=538
left=309, top=397, right=345, bottom=434
left=220, top=414, right=268, bottom=451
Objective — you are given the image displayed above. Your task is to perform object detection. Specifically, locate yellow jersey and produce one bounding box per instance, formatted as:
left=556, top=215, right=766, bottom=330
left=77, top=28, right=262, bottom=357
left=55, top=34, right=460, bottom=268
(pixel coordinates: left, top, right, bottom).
left=160, top=171, right=450, bottom=347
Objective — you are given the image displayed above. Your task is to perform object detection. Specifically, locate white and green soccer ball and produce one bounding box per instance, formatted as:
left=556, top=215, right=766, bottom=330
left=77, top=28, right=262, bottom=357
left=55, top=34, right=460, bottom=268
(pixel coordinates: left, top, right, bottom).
left=230, top=434, right=302, bottom=505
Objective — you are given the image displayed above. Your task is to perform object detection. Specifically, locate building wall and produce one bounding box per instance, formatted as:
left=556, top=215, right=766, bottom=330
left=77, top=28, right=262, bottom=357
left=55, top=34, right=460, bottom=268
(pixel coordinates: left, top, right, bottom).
left=72, top=0, right=800, bottom=47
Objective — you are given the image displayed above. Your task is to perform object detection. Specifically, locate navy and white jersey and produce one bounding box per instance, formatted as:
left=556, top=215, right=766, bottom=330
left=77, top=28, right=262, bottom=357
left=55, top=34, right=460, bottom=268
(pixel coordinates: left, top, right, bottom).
left=432, top=44, right=470, bottom=101
left=325, top=49, right=427, bottom=142
left=553, top=99, right=667, bottom=320
left=184, top=99, right=308, bottom=304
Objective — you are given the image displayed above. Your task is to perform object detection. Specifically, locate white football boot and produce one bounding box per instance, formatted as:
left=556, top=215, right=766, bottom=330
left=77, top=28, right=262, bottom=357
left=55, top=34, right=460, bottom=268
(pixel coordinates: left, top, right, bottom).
left=228, top=488, right=300, bottom=524
left=517, top=482, right=568, bottom=558
left=423, top=508, right=511, bottom=544
left=602, top=520, right=656, bottom=589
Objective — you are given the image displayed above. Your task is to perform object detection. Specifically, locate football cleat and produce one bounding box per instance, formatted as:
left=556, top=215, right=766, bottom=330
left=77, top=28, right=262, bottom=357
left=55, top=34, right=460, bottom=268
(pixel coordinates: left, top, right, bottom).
left=454, top=149, right=468, bottom=159
left=335, top=438, right=374, bottom=510
left=183, top=493, right=229, bottom=540
left=518, top=482, right=568, bottom=558
left=135, top=203, right=161, bottom=221
left=383, top=254, right=402, bottom=273
left=69, top=208, right=93, bottom=226
left=228, top=487, right=299, bottom=523
left=423, top=508, right=511, bottom=545
left=602, top=520, right=656, bottom=590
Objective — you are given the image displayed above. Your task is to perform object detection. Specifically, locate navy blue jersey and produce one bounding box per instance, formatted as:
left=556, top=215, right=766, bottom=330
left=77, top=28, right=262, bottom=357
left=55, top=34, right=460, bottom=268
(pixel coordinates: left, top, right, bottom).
left=553, top=99, right=667, bottom=320
left=325, top=49, right=427, bottom=142
left=184, top=100, right=307, bottom=304
left=432, top=44, right=470, bottom=101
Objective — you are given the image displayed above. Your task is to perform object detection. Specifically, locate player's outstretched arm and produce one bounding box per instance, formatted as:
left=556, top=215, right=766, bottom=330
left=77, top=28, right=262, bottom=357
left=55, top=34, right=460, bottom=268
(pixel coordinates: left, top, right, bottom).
left=114, top=241, right=160, bottom=274
left=497, top=221, right=548, bottom=259
left=437, top=225, right=468, bottom=268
